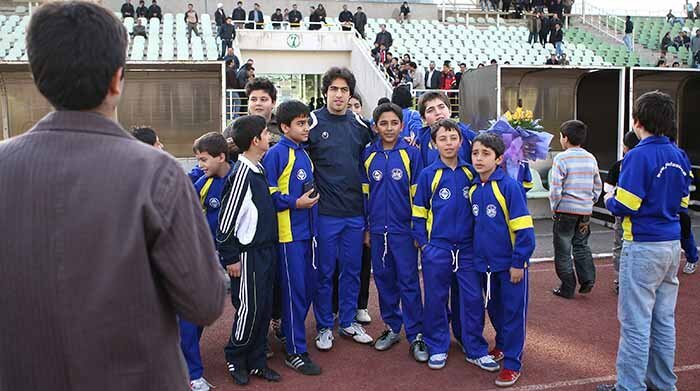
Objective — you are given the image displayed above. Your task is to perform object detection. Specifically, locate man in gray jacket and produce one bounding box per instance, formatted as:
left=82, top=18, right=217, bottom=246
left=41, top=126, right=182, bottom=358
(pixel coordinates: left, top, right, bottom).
left=0, top=2, right=227, bottom=390
left=691, top=28, right=700, bottom=67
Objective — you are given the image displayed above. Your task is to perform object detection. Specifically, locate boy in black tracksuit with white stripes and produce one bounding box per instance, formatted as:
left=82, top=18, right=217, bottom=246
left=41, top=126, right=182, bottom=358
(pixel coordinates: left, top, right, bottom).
left=216, top=115, right=280, bottom=386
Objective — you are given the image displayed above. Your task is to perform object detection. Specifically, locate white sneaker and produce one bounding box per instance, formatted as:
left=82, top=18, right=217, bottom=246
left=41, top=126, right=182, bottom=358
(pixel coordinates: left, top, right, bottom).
left=190, top=377, right=213, bottom=391
left=683, top=261, right=697, bottom=274
left=466, top=355, right=500, bottom=372
left=315, top=328, right=334, bottom=351
left=356, top=308, right=372, bottom=324
left=339, top=322, right=373, bottom=344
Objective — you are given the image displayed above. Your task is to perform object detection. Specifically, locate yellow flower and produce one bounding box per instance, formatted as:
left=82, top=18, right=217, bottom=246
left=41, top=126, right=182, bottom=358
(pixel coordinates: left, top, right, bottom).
left=504, top=111, right=513, bottom=121
left=513, top=110, right=522, bottom=121
left=525, top=110, right=534, bottom=120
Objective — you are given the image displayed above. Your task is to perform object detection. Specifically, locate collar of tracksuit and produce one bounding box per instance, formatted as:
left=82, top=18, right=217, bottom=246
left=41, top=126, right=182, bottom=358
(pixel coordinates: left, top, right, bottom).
left=431, top=155, right=470, bottom=171
left=278, top=135, right=306, bottom=150
left=474, top=165, right=507, bottom=184
left=366, top=137, right=410, bottom=153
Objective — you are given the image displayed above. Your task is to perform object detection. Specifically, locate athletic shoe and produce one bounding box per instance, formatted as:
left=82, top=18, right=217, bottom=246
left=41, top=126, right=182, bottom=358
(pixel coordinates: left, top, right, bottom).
left=495, top=368, right=521, bottom=387
left=489, top=348, right=504, bottom=362
left=374, top=329, right=400, bottom=351
left=227, top=362, right=249, bottom=385
left=683, top=261, right=697, bottom=274
left=614, top=279, right=619, bottom=295
left=579, top=281, right=595, bottom=294
left=356, top=308, right=372, bottom=324
left=466, top=355, right=500, bottom=372
left=428, top=353, right=448, bottom=369
left=315, top=328, right=334, bottom=351
left=339, top=322, right=373, bottom=344
left=190, top=377, right=213, bottom=391
left=410, top=334, right=429, bottom=362
left=250, top=367, right=281, bottom=382
left=285, top=353, right=322, bottom=376
left=596, top=384, right=616, bottom=391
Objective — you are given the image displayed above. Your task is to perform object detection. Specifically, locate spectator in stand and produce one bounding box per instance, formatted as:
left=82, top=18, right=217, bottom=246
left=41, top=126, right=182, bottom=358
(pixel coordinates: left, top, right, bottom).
left=248, top=3, right=264, bottom=30
left=671, top=61, right=681, bottom=67
left=339, top=4, right=354, bottom=31
left=661, top=32, right=672, bottom=55
left=185, top=4, right=200, bottom=43
left=400, top=2, right=411, bottom=23
left=147, top=0, right=161, bottom=21
left=552, top=0, right=564, bottom=20
left=491, top=0, right=499, bottom=11
left=559, top=53, right=570, bottom=65
left=528, top=12, right=541, bottom=46
left=696, top=1, right=700, bottom=18
left=232, top=1, right=246, bottom=29
left=271, top=8, right=283, bottom=29
left=132, top=18, right=147, bottom=38
left=502, top=0, right=512, bottom=12
left=691, top=29, right=700, bottom=67
left=136, top=0, right=147, bottom=18
left=667, top=9, right=684, bottom=27
left=687, top=0, right=695, bottom=20
left=215, top=3, right=226, bottom=37
left=546, top=53, right=560, bottom=64
left=375, top=24, right=393, bottom=49
left=562, top=0, right=573, bottom=19
left=425, top=61, right=441, bottom=89
left=673, top=30, right=691, bottom=50
left=550, top=22, right=564, bottom=56
left=288, top=4, right=302, bottom=28
left=410, top=61, right=425, bottom=89
left=317, top=4, right=327, bottom=25
left=219, top=18, right=236, bottom=60
left=623, top=16, right=634, bottom=52
left=477, top=63, right=485, bottom=68
left=490, top=59, right=498, bottom=65
left=354, top=6, right=367, bottom=38
left=440, top=61, right=455, bottom=90
left=480, top=0, right=493, bottom=11
left=539, top=13, right=550, bottom=47
left=223, top=47, right=240, bottom=69
left=656, top=58, right=667, bottom=67
left=455, top=62, right=467, bottom=88
left=403, top=53, right=412, bottom=63
left=373, top=44, right=388, bottom=64
left=309, top=6, right=321, bottom=30
left=226, top=60, right=238, bottom=89
left=283, top=7, right=289, bottom=22
left=121, top=0, right=135, bottom=19
left=236, top=64, right=255, bottom=113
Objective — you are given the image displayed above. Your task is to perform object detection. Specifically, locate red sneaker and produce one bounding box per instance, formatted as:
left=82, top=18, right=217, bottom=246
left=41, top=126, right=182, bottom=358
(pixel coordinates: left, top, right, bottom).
left=488, top=348, right=504, bottom=362
left=495, top=369, right=521, bottom=387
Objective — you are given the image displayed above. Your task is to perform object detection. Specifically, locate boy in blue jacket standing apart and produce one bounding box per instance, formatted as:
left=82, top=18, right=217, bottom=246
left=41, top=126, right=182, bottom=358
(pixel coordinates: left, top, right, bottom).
left=412, top=119, right=476, bottom=370
left=262, top=100, right=322, bottom=376
left=466, top=133, right=536, bottom=387
left=362, top=103, right=429, bottom=361
left=597, top=92, right=691, bottom=391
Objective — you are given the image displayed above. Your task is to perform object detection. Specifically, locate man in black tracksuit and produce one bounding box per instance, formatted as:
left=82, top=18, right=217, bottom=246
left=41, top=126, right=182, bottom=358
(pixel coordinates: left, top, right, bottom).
left=219, top=18, right=236, bottom=60
left=217, top=116, right=280, bottom=385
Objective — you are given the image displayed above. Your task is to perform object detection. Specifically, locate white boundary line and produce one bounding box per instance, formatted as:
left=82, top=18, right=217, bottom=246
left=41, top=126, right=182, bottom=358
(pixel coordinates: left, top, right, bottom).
left=480, top=364, right=700, bottom=391
left=530, top=253, right=613, bottom=264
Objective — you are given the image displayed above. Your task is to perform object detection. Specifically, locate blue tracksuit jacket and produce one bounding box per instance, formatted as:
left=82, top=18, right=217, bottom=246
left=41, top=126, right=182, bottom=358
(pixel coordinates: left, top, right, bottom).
left=401, top=108, right=423, bottom=139
left=194, top=163, right=234, bottom=239
left=417, top=122, right=477, bottom=166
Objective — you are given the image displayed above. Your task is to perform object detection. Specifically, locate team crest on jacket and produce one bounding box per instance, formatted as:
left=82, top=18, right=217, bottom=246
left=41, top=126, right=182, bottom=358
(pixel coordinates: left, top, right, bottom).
left=372, top=169, right=383, bottom=181
left=391, top=168, right=403, bottom=181
left=486, top=204, right=498, bottom=218
left=472, top=204, right=479, bottom=216
left=321, top=131, right=329, bottom=139
left=439, top=188, right=451, bottom=200
left=209, top=198, right=221, bottom=209
left=296, top=168, right=307, bottom=181
left=463, top=186, right=470, bottom=199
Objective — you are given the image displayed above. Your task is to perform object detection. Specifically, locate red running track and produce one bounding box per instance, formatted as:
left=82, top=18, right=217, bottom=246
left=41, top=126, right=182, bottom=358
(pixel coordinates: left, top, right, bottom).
left=198, top=259, right=700, bottom=390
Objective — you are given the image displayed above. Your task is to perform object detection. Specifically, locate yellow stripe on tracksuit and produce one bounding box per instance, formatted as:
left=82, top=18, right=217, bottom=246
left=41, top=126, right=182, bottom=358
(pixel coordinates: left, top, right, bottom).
left=615, top=187, right=642, bottom=211
left=276, top=148, right=296, bottom=243
left=427, top=169, right=443, bottom=240
left=491, top=181, right=533, bottom=268
left=364, top=152, right=377, bottom=198
left=199, top=177, right=214, bottom=211
left=398, top=149, right=417, bottom=199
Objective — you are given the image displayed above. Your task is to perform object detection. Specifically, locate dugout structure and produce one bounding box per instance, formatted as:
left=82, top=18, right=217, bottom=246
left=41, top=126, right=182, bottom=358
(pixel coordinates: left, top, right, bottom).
left=0, top=62, right=225, bottom=158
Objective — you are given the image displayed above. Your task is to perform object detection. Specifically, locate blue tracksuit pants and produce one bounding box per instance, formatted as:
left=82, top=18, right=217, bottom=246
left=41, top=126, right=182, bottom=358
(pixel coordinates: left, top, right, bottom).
left=370, top=233, right=423, bottom=342
left=179, top=318, right=204, bottom=380
left=314, top=215, right=364, bottom=329
left=279, top=240, right=318, bottom=355
left=486, top=269, right=529, bottom=371
left=421, top=244, right=471, bottom=355
left=456, top=268, right=489, bottom=360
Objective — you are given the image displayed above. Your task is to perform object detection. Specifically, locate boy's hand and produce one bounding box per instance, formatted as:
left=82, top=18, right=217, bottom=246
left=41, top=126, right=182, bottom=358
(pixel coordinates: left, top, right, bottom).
left=509, top=267, right=524, bottom=284
left=364, top=231, right=371, bottom=247
left=296, top=189, right=320, bottom=209
left=227, top=262, right=241, bottom=278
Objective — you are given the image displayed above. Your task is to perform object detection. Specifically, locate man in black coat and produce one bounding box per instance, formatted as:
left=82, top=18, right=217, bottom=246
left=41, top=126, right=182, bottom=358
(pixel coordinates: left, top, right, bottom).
left=247, top=3, right=264, bottom=29
left=309, top=6, right=321, bottom=30
left=374, top=24, right=393, bottom=49
left=339, top=4, right=354, bottom=32
left=354, top=6, right=367, bottom=38
left=219, top=18, right=236, bottom=59
left=135, top=0, right=148, bottom=18
left=215, top=3, right=227, bottom=36
left=121, top=0, right=135, bottom=19
left=288, top=4, right=302, bottom=28
left=424, top=61, right=441, bottom=89
left=147, top=0, right=161, bottom=20
left=232, top=1, right=246, bottom=29
left=539, top=14, right=550, bottom=46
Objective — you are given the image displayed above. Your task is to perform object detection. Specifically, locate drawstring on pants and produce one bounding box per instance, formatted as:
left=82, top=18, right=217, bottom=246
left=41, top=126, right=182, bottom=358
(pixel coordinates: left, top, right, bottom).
left=484, top=271, right=492, bottom=309
left=381, top=231, right=389, bottom=268
left=450, top=249, right=460, bottom=272
left=311, top=236, right=318, bottom=270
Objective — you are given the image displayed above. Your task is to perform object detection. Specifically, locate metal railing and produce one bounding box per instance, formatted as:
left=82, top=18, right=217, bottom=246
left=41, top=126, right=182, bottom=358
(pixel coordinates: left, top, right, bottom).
left=578, top=2, right=628, bottom=44
left=225, top=89, right=247, bottom=123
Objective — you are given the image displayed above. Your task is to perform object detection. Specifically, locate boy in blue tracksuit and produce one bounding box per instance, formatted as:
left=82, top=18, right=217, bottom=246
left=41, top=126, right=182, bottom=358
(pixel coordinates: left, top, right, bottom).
left=361, top=103, right=429, bottom=361
left=261, top=100, right=322, bottom=376
left=466, top=133, right=536, bottom=387
left=416, top=91, right=477, bottom=350
left=411, top=119, right=476, bottom=370
left=182, top=132, right=234, bottom=390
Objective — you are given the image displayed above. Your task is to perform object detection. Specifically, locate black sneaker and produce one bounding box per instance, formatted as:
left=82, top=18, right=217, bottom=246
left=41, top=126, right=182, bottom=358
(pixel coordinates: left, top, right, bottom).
left=227, top=362, right=249, bottom=385
left=285, top=353, right=322, bottom=376
left=596, top=384, right=615, bottom=391
left=614, top=279, right=619, bottom=295
left=250, top=367, right=281, bottom=382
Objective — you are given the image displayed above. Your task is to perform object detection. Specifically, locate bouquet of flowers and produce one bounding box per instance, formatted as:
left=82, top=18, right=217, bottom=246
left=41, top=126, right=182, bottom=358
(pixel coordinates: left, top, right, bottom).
left=483, top=108, right=554, bottom=180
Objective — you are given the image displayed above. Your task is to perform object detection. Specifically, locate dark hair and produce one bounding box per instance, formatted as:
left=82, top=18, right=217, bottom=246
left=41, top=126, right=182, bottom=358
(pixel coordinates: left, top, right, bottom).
left=131, top=126, right=158, bottom=146
left=632, top=91, right=675, bottom=136
left=232, top=115, right=267, bottom=151
left=350, top=94, right=363, bottom=106
left=408, top=61, right=417, bottom=69
left=473, top=132, right=506, bottom=157
left=417, top=91, right=450, bottom=118
left=276, top=99, right=310, bottom=127
left=430, top=119, right=462, bottom=142
left=391, top=84, right=413, bottom=109
left=490, top=59, right=498, bottom=64
left=623, top=131, right=640, bottom=149
left=321, top=66, right=356, bottom=96
left=245, top=77, right=277, bottom=102
left=372, top=102, right=403, bottom=124
left=377, top=97, right=391, bottom=105
left=27, top=1, right=128, bottom=110
left=193, top=132, right=229, bottom=160
left=459, top=62, right=466, bottom=67
left=560, top=119, right=588, bottom=146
